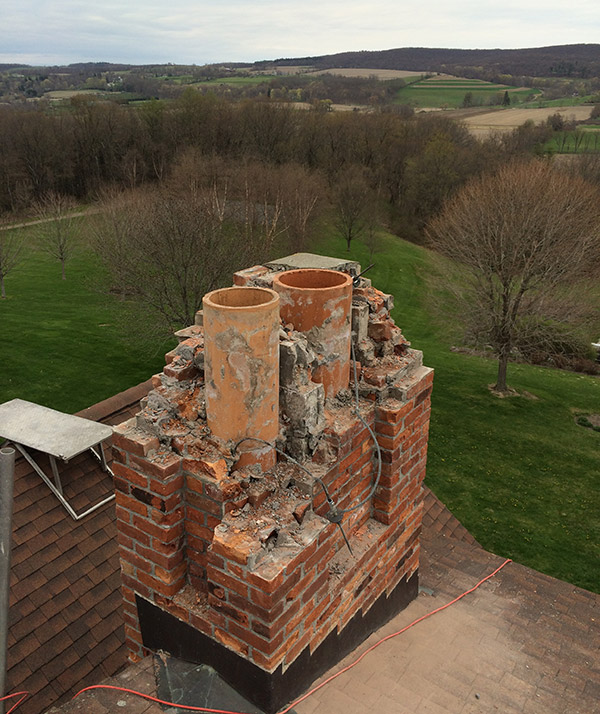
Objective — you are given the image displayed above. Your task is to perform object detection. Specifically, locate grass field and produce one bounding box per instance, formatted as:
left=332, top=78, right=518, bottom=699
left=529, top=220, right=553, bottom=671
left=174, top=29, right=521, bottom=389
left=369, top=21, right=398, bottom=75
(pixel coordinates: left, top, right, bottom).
left=0, top=224, right=169, bottom=413
left=192, top=75, right=276, bottom=87
left=1, top=218, right=598, bottom=594
left=545, top=128, right=600, bottom=153
left=395, top=77, right=537, bottom=108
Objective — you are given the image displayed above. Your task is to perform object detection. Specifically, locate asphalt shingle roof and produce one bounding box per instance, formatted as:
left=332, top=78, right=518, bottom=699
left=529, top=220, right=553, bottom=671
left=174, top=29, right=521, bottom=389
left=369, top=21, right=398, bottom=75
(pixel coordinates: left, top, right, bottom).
left=6, top=381, right=599, bottom=714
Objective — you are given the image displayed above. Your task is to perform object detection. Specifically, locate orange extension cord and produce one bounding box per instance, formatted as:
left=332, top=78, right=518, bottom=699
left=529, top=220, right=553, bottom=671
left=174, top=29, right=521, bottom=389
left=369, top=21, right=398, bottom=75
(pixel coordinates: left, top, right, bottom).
left=1, top=558, right=511, bottom=714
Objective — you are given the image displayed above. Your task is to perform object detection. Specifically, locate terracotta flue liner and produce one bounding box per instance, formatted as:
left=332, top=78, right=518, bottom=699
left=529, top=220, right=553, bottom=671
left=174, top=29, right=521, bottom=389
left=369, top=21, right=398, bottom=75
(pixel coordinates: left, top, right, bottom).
left=273, top=269, right=353, bottom=398
left=203, top=286, right=280, bottom=468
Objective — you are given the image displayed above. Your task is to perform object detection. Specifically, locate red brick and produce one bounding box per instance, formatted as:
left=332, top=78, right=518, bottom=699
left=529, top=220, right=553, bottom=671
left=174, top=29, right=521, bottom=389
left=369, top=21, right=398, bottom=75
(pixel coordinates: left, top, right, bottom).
left=284, top=629, right=312, bottom=666
left=376, top=401, right=414, bottom=423
left=186, top=534, right=208, bottom=555
left=210, top=529, right=257, bottom=566
left=112, top=422, right=160, bottom=457
left=224, top=496, right=250, bottom=513
left=164, top=361, right=198, bottom=381
left=182, top=457, right=228, bottom=480
left=132, top=515, right=184, bottom=543
left=208, top=567, right=249, bottom=598
left=186, top=488, right=223, bottom=516
left=376, top=429, right=411, bottom=451
left=117, top=532, right=134, bottom=551
left=246, top=564, right=285, bottom=595
left=228, top=620, right=284, bottom=655
left=227, top=561, right=245, bottom=580
left=305, top=540, right=335, bottom=573
left=285, top=568, right=315, bottom=602
left=189, top=611, right=213, bottom=636
left=249, top=566, right=301, bottom=611
left=186, top=506, right=207, bottom=525
left=301, top=569, right=330, bottom=605
left=119, top=547, right=153, bottom=574
left=124, top=624, right=143, bottom=645
left=304, top=591, right=331, bottom=631
left=252, top=599, right=301, bottom=640
left=135, top=542, right=184, bottom=571
left=111, top=445, right=127, bottom=464
left=186, top=520, right=213, bottom=541
left=214, top=627, right=248, bottom=657
left=229, top=591, right=285, bottom=624
left=149, top=474, right=184, bottom=497
left=209, top=597, right=249, bottom=627
left=116, top=491, right=148, bottom=517
left=137, top=570, right=185, bottom=597
left=251, top=648, right=283, bottom=673
left=206, top=551, right=225, bottom=570
left=130, top=452, right=181, bottom=479
left=112, top=461, right=149, bottom=489
left=121, top=573, right=151, bottom=600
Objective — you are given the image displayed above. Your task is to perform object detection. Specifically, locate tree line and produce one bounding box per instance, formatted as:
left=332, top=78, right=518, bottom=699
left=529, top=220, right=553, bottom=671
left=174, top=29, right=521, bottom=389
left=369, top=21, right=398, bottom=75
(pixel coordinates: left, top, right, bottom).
left=0, top=91, right=556, bottom=233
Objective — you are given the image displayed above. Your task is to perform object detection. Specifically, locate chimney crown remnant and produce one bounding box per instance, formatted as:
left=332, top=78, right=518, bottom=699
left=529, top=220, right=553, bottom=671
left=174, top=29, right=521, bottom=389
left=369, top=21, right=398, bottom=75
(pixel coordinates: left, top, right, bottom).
left=113, top=253, right=433, bottom=714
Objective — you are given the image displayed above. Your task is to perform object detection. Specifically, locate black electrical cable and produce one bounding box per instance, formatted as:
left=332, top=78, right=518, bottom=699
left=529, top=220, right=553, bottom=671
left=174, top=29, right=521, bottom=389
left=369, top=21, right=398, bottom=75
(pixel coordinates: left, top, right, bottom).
left=334, top=340, right=382, bottom=515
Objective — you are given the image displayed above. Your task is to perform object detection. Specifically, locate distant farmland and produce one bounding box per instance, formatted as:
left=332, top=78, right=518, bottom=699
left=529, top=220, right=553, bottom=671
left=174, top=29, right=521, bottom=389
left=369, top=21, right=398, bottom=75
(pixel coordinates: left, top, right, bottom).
left=306, top=68, right=424, bottom=80
left=396, top=75, right=539, bottom=108
left=459, top=105, right=594, bottom=137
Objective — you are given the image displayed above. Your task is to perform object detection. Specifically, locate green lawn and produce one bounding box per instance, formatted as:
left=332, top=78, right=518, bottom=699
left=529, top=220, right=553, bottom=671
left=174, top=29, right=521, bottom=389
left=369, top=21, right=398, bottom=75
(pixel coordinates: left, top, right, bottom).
left=0, top=224, right=170, bottom=413
left=315, top=229, right=600, bottom=594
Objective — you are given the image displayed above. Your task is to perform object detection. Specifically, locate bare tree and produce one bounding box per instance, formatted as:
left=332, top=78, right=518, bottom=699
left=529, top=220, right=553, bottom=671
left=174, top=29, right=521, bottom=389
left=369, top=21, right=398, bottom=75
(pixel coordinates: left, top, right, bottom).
left=426, top=160, right=600, bottom=392
left=0, top=229, right=23, bottom=298
left=362, top=185, right=384, bottom=259
left=34, top=191, right=79, bottom=279
left=332, top=166, right=369, bottom=251
left=93, top=160, right=291, bottom=330
left=278, top=164, right=323, bottom=252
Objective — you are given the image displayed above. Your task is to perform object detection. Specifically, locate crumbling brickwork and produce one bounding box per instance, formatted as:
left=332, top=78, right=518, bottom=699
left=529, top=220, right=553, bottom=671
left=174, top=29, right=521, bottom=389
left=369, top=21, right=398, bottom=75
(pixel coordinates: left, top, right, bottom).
left=112, top=254, right=432, bottom=700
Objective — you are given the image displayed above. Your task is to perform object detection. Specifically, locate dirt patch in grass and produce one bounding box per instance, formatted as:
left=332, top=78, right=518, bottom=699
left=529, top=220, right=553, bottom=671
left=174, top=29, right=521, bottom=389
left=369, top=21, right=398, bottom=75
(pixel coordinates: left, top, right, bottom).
left=576, top=413, right=600, bottom=430
left=488, top=385, right=539, bottom=399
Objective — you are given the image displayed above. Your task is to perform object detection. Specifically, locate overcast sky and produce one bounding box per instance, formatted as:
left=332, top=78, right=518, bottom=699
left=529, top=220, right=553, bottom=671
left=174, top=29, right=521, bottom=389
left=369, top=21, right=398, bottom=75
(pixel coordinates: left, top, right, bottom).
left=1, top=0, right=599, bottom=66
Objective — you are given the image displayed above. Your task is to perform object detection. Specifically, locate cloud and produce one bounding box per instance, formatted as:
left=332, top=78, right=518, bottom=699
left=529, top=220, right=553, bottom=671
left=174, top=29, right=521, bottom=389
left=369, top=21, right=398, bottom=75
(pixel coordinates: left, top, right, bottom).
left=1, top=0, right=599, bottom=65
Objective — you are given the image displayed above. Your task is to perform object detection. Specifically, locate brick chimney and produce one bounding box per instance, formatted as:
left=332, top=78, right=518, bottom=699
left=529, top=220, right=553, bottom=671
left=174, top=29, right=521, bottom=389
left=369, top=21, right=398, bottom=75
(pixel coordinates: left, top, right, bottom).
left=112, top=253, right=433, bottom=714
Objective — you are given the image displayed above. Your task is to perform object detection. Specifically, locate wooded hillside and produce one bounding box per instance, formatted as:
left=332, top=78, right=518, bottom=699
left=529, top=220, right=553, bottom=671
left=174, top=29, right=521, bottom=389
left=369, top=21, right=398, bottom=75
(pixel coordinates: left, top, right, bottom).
left=262, top=44, right=600, bottom=79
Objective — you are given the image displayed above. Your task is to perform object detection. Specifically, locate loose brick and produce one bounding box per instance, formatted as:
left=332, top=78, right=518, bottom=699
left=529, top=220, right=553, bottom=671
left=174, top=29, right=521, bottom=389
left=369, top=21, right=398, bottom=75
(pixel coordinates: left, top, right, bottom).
left=113, top=421, right=160, bottom=457
left=129, top=452, right=180, bottom=481
left=182, top=457, right=228, bottom=481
